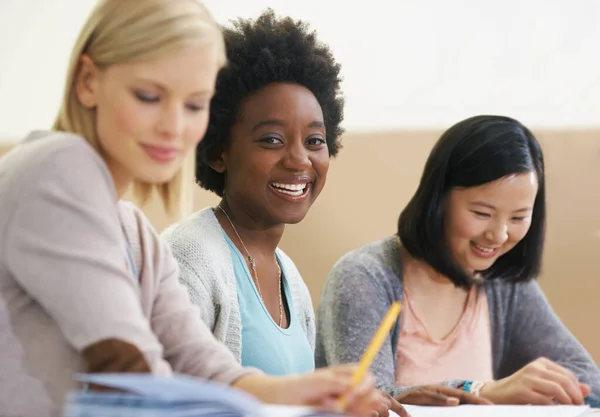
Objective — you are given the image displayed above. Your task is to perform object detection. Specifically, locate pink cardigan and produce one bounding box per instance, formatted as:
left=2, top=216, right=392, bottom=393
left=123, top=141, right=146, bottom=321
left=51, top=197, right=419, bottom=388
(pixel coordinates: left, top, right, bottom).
left=0, top=131, right=254, bottom=417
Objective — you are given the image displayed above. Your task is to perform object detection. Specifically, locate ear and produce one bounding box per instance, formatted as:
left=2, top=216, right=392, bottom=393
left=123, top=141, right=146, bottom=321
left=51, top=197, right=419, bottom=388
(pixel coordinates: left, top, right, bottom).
left=208, top=148, right=227, bottom=173
left=75, top=54, right=101, bottom=109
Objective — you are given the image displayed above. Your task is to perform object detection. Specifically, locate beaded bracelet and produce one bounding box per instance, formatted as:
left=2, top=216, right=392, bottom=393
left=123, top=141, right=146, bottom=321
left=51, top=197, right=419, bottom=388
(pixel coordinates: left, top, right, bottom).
left=462, top=380, right=488, bottom=396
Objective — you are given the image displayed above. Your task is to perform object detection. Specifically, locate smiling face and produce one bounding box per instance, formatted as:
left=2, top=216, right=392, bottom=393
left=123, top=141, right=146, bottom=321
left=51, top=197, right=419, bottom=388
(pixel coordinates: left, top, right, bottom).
left=75, top=43, right=221, bottom=193
left=214, top=82, right=329, bottom=226
left=444, top=172, right=539, bottom=273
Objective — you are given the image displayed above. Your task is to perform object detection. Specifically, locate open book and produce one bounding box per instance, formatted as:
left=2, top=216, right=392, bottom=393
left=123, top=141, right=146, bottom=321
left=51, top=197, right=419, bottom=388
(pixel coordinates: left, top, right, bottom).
left=62, top=373, right=344, bottom=417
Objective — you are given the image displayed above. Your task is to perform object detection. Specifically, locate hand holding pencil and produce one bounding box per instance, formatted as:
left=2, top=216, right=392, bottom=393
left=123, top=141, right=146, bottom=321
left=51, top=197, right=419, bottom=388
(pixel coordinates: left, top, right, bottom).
left=267, top=302, right=405, bottom=417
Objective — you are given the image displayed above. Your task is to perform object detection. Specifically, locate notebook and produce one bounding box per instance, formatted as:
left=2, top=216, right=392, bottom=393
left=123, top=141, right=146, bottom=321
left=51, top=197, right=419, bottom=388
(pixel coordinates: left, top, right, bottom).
left=62, top=373, right=344, bottom=417
left=399, top=404, right=600, bottom=417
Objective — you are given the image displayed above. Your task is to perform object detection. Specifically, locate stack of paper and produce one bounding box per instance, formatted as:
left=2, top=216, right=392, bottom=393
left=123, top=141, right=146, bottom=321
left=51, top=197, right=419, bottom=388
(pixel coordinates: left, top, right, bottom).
left=62, top=373, right=343, bottom=417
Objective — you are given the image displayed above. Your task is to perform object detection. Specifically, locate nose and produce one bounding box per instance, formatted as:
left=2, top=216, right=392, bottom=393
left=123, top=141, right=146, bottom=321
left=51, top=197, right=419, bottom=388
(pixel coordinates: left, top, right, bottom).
left=484, top=221, right=509, bottom=245
left=282, top=137, right=311, bottom=171
left=157, top=102, right=185, bottom=139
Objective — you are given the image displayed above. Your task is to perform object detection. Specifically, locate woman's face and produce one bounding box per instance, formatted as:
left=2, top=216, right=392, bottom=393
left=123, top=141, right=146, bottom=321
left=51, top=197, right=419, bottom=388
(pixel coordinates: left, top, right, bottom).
left=444, top=171, right=538, bottom=273
left=215, top=82, right=330, bottom=226
left=75, top=43, right=222, bottom=193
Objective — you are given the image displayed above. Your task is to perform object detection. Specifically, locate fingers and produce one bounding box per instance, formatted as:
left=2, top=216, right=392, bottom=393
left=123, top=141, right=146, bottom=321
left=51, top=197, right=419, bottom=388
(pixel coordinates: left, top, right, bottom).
left=390, top=397, right=411, bottom=417
left=531, top=378, right=573, bottom=405
left=397, top=385, right=491, bottom=406
left=397, top=388, right=458, bottom=406
left=525, top=391, right=556, bottom=406
left=540, top=358, right=579, bottom=388
left=292, top=369, right=354, bottom=406
left=533, top=358, right=584, bottom=405
left=344, top=373, right=377, bottom=412
left=544, top=369, right=584, bottom=405
left=344, top=379, right=394, bottom=417
left=580, top=383, right=591, bottom=397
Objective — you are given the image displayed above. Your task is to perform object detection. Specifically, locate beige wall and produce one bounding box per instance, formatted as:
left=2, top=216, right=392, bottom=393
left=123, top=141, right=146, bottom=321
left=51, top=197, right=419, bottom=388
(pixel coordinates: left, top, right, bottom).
left=2, top=130, right=599, bottom=361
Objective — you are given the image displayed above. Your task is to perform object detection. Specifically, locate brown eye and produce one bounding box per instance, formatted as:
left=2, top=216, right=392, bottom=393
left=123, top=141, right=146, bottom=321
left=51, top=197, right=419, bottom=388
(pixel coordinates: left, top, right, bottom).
left=307, top=137, right=326, bottom=146
left=260, top=136, right=283, bottom=145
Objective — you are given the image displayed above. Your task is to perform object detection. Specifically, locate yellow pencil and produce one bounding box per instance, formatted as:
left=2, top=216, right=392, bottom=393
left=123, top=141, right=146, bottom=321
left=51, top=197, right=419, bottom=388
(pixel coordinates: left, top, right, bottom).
left=337, top=301, right=402, bottom=410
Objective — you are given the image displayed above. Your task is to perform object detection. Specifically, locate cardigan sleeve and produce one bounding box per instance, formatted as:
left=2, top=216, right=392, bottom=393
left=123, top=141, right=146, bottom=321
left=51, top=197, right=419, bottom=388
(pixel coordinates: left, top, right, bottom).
left=161, top=224, right=217, bottom=331
left=315, top=250, right=406, bottom=396
left=3, top=140, right=170, bottom=374
left=500, top=280, right=600, bottom=405
left=126, top=205, right=258, bottom=384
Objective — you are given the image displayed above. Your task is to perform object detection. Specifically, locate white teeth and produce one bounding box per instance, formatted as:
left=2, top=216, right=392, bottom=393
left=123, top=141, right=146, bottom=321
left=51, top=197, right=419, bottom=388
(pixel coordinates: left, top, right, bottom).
left=271, top=182, right=307, bottom=191
left=473, top=243, right=495, bottom=253
left=271, top=182, right=309, bottom=197
left=274, top=188, right=304, bottom=196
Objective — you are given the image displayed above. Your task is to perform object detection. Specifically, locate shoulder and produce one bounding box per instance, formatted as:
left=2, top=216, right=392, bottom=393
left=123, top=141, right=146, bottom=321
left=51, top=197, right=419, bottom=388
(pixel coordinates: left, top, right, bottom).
left=484, top=277, right=542, bottom=304
left=2, top=130, right=112, bottom=187
left=332, top=237, right=401, bottom=282
left=0, top=131, right=115, bottom=216
left=0, top=131, right=118, bottom=235
left=161, top=207, right=232, bottom=281
left=161, top=207, right=222, bottom=251
left=323, top=236, right=404, bottom=300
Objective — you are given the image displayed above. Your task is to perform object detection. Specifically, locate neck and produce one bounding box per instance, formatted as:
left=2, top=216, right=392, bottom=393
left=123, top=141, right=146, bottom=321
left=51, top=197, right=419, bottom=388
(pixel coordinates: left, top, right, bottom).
left=216, top=197, right=285, bottom=257
left=398, top=244, right=457, bottom=292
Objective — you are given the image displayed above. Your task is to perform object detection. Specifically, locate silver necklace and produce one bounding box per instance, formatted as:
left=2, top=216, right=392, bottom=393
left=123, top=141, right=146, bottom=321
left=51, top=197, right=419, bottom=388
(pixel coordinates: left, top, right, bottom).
left=218, top=206, right=283, bottom=327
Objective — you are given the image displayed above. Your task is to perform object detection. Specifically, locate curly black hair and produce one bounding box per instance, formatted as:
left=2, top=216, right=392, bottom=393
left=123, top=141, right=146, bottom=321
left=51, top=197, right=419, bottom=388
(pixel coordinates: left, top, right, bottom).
left=196, top=9, right=345, bottom=197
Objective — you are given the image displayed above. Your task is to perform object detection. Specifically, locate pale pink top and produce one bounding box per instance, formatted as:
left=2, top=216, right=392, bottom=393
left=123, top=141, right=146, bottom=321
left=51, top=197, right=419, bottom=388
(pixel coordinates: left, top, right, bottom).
left=395, top=284, right=494, bottom=386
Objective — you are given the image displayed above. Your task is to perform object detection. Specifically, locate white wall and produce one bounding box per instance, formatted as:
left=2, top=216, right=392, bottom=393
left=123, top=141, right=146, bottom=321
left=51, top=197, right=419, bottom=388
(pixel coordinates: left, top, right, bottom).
left=1, top=0, right=598, bottom=143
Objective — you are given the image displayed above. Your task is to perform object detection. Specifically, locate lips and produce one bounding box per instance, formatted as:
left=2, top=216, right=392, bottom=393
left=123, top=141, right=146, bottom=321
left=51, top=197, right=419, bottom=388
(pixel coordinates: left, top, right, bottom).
left=141, top=144, right=180, bottom=163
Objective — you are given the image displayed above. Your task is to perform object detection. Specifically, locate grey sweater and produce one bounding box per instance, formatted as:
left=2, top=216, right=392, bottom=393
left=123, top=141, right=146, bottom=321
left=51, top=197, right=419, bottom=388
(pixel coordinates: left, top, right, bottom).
left=315, top=236, right=600, bottom=406
left=161, top=208, right=315, bottom=362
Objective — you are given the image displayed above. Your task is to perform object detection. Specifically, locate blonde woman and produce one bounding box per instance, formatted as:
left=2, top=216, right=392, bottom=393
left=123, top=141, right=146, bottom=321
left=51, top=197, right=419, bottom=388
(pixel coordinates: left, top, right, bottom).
left=0, top=1, right=395, bottom=417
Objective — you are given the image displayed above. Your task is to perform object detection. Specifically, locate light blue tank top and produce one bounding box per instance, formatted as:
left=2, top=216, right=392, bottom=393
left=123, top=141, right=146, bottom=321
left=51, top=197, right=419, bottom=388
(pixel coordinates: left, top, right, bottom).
left=223, top=232, right=315, bottom=376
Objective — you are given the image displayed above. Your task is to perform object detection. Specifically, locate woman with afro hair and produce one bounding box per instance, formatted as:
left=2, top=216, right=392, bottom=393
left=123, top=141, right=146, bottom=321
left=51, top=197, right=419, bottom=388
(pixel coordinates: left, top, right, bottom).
left=162, top=8, right=343, bottom=377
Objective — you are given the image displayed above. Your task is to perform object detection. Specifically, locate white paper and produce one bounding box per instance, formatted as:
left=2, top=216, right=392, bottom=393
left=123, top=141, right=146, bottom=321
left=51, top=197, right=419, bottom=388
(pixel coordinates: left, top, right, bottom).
left=400, top=405, right=595, bottom=417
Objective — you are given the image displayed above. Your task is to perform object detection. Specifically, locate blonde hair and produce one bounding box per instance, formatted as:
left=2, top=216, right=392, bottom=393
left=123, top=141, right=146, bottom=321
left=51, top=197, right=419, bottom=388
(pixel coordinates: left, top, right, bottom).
left=53, top=0, right=226, bottom=219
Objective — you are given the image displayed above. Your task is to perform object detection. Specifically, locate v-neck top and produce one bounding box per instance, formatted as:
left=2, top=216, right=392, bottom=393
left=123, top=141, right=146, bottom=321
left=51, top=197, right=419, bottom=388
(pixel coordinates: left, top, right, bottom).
left=222, top=231, right=315, bottom=376
left=395, top=283, right=493, bottom=385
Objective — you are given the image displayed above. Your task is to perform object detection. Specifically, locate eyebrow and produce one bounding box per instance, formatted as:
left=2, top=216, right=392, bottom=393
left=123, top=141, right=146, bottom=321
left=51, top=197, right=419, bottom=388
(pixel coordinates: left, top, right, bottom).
left=251, top=119, right=325, bottom=132
left=132, top=78, right=213, bottom=96
left=471, top=201, right=533, bottom=213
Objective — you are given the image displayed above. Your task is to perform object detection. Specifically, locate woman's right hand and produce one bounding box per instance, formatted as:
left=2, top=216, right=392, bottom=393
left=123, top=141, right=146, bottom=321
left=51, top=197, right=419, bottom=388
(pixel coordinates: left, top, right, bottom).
left=281, top=365, right=404, bottom=417
left=479, top=357, right=590, bottom=405
left=234, top=365, right=407, bottom=417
